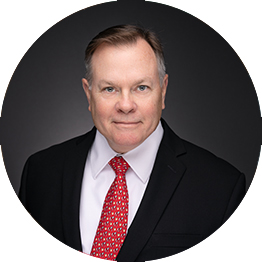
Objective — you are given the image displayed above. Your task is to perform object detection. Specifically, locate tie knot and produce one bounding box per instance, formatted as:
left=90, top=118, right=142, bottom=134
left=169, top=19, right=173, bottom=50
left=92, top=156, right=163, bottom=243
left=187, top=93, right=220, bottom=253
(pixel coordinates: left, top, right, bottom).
left=109, top=156, right=130, bottom=177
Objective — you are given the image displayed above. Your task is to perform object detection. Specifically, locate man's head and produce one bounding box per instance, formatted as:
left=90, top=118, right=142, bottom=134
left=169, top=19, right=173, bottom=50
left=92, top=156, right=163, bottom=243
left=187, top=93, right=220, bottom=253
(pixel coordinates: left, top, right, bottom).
left=82, top=25, right=168, bottom=153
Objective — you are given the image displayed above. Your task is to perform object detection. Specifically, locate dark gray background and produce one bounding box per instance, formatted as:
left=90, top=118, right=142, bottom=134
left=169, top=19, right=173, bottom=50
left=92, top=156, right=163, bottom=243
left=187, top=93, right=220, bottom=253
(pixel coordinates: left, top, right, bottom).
left=0, top=0, right=261, bottom=194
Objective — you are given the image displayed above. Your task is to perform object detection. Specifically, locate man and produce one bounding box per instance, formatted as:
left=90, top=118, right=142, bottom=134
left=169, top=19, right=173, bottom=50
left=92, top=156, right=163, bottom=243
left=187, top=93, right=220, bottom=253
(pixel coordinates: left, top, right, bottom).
left=19, top=25, right=246, bottom=262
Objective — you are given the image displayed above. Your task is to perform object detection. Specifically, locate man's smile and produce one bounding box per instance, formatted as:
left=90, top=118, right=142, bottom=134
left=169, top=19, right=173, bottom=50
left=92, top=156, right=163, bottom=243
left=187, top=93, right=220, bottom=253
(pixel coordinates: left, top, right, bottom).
left=113, top=121, right=142, bottom=128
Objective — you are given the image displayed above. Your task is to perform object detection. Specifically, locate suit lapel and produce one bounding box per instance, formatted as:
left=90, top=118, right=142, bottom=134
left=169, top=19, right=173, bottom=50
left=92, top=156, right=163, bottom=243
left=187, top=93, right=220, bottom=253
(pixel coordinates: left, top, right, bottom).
left=62, top=128, right=96, bottom=251
left=117, top=120, right=187, bottom=262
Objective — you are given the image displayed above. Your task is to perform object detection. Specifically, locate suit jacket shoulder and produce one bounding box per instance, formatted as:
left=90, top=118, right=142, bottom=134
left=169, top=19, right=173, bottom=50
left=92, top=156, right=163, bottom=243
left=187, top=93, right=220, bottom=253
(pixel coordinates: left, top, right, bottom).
left=26, top=131, right=91, bottom=165
left=18, top=127, right=96, bottom=247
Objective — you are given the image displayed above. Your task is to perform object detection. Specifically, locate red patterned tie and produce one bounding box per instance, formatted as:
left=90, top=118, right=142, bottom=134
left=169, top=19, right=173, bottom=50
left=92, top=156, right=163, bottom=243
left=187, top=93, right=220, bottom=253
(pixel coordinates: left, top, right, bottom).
left=90, top=156, right=130, bottom=260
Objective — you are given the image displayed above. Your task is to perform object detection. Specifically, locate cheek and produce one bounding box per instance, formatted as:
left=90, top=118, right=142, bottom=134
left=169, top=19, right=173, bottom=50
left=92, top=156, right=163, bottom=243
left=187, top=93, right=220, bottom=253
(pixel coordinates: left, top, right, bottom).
left=91, top=99, right=113, bottom=120
left=143, top=96, right=162, bottom=116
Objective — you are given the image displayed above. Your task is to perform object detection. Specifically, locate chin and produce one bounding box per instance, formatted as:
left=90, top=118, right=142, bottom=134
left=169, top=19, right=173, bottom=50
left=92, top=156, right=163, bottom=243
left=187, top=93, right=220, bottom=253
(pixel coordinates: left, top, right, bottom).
left=112, top=136, right=143, bottom=153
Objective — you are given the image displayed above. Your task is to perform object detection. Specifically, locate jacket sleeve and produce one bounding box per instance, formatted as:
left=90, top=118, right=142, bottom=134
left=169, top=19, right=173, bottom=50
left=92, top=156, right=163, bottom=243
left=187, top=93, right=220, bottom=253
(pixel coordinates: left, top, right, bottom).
left=222, top=172, right=246, bottom=223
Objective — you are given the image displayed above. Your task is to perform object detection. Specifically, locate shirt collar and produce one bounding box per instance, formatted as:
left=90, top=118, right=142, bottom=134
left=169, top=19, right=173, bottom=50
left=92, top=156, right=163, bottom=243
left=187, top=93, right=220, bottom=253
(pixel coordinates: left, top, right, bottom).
left=89, top=121, right=164, bottom=183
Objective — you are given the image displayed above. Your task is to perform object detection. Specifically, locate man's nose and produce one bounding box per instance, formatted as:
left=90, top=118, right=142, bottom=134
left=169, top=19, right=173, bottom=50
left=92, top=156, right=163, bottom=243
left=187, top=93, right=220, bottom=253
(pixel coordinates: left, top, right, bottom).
left=115, top=92, right=137, bottom=114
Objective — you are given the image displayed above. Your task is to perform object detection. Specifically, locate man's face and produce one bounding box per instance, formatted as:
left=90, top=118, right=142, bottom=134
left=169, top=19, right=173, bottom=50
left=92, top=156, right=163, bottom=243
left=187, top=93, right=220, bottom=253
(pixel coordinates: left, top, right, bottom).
left=82, top=38, right=168, bottom=153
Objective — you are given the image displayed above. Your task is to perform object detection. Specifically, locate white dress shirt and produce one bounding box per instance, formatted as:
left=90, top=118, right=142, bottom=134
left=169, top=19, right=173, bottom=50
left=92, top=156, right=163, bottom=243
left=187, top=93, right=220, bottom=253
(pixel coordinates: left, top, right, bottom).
left=79, top=121, right=163, bottom=254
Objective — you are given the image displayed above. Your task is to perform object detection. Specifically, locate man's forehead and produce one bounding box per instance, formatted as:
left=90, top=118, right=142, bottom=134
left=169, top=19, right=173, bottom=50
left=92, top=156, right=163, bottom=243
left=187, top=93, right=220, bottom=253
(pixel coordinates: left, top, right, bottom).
left=90, top=38, right=159, bottom=86
left=92, top=38, right=156, bottom=60
left=97, top=77, right=155, bottom=86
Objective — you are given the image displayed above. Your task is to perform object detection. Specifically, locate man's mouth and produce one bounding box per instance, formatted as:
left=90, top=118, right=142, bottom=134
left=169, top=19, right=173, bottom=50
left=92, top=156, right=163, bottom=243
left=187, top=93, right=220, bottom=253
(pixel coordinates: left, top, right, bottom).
left=113, top=121, right=141, bottom=127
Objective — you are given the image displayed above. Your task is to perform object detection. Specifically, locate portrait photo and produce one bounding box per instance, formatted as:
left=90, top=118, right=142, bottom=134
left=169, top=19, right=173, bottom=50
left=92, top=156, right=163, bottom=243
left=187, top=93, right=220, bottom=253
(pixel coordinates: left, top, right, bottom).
left=0, top=1, right=261, bottom=262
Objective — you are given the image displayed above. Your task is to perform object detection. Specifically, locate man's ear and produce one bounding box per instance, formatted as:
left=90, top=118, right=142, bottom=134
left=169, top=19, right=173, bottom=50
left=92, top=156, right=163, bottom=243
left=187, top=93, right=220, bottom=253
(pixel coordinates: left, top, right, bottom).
left=161, top=74, right=168, bottom=110
left=82, top=78, right=91, bottom=111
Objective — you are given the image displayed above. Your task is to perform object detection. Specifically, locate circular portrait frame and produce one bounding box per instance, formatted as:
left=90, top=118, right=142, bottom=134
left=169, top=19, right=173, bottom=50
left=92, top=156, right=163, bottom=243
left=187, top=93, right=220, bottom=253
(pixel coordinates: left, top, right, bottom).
left=0, top=1, right=261, bottom=262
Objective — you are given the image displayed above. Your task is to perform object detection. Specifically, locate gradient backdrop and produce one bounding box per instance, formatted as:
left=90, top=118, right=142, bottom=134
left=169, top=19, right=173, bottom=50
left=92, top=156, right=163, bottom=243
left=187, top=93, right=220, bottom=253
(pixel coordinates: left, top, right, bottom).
left=0, top=0, right=261, bottom=194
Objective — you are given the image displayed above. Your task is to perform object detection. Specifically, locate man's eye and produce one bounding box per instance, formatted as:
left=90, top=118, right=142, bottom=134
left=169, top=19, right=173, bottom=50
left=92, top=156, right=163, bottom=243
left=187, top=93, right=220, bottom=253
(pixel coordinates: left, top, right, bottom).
left=137, top=85, right=148, bottom=91
left=104, top=87, right=115, bottom=92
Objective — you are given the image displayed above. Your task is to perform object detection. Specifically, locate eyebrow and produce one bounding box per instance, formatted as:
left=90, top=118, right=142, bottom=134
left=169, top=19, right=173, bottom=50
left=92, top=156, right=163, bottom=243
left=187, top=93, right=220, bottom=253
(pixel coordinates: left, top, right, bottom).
left=98, top=80, right=115, bottom=86
left=98, top=78, right=153, bottom=87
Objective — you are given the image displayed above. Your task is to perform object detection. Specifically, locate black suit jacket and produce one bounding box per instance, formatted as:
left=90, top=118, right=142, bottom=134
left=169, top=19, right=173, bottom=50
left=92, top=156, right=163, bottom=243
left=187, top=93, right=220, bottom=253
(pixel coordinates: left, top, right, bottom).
left=19, top=119, right=246, bottom=261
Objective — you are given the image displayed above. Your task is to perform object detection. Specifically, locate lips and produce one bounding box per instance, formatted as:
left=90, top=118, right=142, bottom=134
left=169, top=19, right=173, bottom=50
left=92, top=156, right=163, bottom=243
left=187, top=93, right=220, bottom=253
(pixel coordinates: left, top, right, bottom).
left=114, top=122, right=139, bottom=125
left=113, top=121, right=141, bottom=128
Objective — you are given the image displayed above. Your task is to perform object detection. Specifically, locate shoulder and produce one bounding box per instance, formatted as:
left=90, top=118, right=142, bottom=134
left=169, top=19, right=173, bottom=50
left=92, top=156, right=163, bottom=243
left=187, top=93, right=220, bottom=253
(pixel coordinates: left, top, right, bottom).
left=161, top=119, right=244, bottom=184
left=26, top=128, right=95, bottom=168
left=181, top=139, right=242, bottom=176
left=177, top=138, right=246, bottom=199
left=28, top=134, right=81, bottom=161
